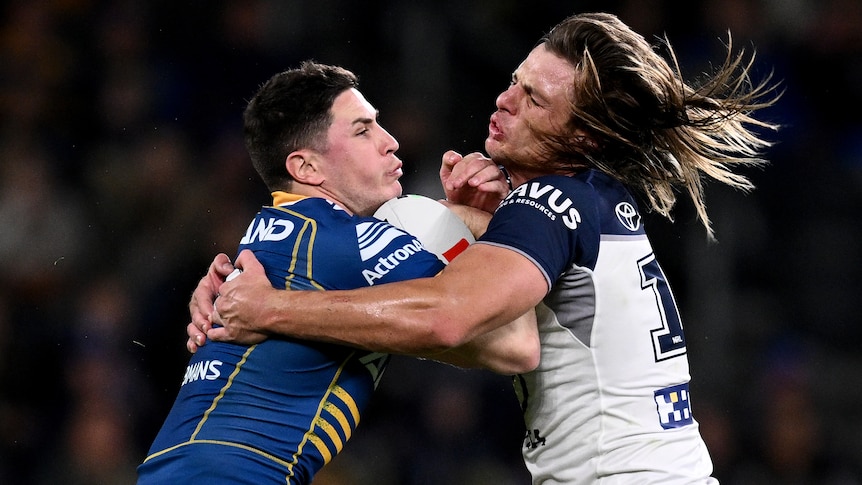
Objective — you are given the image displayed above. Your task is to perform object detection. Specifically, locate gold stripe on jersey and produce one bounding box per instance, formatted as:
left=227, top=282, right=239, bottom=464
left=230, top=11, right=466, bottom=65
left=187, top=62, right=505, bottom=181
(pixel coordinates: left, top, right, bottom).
left=314, top=418, right=343, bottom=455
left=271, top=205, right=325, bottom=291
left=306, top=433, right=332, bottom=464
left=330, top=385, right=361, bottom=423
left=144, top=345, right=260, bottom=464
left=192, top=345, right=257, bottom=439
left=143, top=439, right=294, bottom=468
left=288, top=351, right=356, bottom=471
left=322, top=400, right=353, bottom=440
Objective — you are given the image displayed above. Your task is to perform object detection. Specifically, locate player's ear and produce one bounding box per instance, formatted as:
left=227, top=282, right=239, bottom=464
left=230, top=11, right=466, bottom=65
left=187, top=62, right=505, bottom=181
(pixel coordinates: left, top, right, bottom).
left=286, top=150, right=324, bottom=186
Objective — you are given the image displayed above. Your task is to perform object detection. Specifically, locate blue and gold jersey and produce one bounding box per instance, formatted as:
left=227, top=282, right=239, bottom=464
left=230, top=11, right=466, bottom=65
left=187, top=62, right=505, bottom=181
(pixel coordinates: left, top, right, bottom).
left=138, top=193, right=444, bottom=485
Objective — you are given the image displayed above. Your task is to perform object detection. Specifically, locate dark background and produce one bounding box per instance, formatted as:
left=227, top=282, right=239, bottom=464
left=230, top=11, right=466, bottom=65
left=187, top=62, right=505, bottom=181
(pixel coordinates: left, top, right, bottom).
left=1, top=0, right=861, bottom=483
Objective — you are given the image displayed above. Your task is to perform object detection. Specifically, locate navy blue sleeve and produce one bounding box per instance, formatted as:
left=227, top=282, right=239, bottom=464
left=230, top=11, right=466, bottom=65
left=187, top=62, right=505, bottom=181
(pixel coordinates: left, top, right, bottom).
left=478, top=175, right=601, bottom=289
left=350, top=218, right=446, bottom=286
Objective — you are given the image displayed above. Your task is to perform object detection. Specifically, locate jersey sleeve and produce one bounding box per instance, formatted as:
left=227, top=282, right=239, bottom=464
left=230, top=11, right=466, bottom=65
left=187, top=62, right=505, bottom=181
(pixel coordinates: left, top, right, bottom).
left=478, top=175, right=601, bottom=290
left=352, top=219, right=446, bottom=286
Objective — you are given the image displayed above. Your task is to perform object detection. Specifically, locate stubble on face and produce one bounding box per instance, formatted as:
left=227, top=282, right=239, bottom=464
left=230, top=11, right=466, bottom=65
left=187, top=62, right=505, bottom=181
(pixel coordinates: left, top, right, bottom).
left=318, top=89, right=403, bottom=216
left=486, top=45, right=577, bottom=174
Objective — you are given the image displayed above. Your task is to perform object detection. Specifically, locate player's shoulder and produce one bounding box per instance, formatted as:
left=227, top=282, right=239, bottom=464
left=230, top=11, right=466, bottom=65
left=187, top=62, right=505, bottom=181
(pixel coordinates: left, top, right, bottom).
left=264, top=197, right=371, bottom=235
left=511, top=171, right=624, bottom=202
left=266, top=196, right=347, bottom=220
left=575, top=171, right=645, bottom=236
left=504, top=171, right=643, bottom=236
left=503, top=170, right=621, bottom=216
left=532, top=170, right=631, bottom=198
left=243, top=197, right=363, bottom=253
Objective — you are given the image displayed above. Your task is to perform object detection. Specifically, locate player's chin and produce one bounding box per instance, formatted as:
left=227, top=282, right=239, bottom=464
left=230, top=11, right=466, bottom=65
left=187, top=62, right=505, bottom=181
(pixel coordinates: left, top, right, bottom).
left=485, top=137, right=504, bottom=158
left=485, top=143, right=518, bottom=169
left=373, top=183, right=402, bottom=209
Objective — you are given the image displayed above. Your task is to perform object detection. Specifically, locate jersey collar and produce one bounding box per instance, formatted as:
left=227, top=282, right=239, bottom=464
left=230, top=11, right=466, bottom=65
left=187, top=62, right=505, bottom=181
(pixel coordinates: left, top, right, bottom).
left=272, top=191, right=308, bottom=206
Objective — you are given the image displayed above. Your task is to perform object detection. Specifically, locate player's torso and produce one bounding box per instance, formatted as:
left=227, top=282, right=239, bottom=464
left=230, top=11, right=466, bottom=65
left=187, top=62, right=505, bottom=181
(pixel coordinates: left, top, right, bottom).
left=140, top=197, right=443, bottom=484
left=484, top=173, right=714, bottom=483
left=144, top=338, right=387, bottom=482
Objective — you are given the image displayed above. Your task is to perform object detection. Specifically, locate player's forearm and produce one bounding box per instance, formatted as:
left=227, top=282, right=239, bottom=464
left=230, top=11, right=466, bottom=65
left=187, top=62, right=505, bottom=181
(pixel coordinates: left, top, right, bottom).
left=428, top=308, right=540, bottom=375
left=257, top=278, right=483, bottom=355
left=228, top=244, right=545, bottom=358
left=441, top=202, right=493, bottom=238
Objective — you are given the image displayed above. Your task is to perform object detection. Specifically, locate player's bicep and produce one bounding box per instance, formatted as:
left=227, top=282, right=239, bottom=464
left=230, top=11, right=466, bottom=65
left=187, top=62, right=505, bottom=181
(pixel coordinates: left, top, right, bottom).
left=437, top=243, right=547, bottom=330
left=480, top=195, right=580, bottom=283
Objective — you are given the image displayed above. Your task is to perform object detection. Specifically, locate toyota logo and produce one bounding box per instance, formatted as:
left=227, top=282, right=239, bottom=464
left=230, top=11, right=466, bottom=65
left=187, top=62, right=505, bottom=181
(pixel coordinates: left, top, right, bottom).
left=615, top=202, right=641, bottom=231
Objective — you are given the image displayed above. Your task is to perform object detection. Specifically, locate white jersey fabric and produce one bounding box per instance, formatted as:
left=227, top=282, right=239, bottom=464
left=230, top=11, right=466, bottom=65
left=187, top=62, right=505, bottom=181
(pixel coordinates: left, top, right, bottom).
left=478, top=171, right=717, bottom=484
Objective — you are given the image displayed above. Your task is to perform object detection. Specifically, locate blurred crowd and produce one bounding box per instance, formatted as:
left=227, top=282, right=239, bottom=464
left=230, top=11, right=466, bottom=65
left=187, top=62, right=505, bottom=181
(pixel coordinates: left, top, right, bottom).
left=1, top=0, right=861, bottom=483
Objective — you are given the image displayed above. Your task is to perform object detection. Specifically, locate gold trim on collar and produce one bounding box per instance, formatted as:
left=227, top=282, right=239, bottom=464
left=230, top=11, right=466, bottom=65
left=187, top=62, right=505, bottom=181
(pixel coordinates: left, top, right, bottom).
left=272, top=191, right=307, bottom=206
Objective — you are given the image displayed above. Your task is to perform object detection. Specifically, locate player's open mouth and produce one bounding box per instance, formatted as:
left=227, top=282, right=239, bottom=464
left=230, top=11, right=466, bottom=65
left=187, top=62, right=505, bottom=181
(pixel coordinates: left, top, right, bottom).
left=489, top=114, right=503, bottom=140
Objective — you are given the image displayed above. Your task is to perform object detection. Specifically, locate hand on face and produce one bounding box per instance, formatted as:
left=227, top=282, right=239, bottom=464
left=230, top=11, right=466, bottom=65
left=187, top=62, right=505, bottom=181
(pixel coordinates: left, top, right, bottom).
left=440, top=150, right=510, bottom=213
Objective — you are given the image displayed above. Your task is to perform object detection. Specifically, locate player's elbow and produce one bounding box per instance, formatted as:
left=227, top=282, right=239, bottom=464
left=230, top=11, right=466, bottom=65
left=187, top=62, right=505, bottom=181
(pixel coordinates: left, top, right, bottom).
left=497, top=334, right=541, bottom=375
left=515, top=342, right=541, bottom=374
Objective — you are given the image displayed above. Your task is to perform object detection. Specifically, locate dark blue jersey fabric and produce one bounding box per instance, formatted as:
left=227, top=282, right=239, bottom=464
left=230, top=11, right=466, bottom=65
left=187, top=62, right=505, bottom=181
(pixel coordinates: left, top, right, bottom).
left=478, top=170, right=645, bottom=288
left=138, top=195, right=443, bottom=485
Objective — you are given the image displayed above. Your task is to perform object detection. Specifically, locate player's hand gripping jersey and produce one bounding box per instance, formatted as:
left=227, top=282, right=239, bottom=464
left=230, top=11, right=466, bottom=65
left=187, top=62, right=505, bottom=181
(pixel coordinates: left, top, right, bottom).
left=138, top=193, right=444, bottom=485
left=480, top=171, right=716, bottom=484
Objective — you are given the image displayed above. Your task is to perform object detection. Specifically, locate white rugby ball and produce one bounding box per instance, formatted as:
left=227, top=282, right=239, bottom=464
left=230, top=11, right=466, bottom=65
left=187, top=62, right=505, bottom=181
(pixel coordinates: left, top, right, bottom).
left=374, top=194, right=474, bottom=264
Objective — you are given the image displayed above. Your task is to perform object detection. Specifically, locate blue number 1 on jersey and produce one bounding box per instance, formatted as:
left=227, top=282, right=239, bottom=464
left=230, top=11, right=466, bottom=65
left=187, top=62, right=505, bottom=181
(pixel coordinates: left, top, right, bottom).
left=638, top=253, right=687, bottom=361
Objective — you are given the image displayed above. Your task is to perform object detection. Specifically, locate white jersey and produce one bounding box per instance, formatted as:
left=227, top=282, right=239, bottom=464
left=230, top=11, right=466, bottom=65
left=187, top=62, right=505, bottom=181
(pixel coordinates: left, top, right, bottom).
left=479, top=171, right=716, bottom=484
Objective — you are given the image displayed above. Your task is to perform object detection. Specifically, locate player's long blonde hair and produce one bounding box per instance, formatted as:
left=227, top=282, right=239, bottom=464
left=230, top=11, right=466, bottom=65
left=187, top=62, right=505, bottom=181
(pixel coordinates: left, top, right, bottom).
left=539, top=12, right=782, bottom=238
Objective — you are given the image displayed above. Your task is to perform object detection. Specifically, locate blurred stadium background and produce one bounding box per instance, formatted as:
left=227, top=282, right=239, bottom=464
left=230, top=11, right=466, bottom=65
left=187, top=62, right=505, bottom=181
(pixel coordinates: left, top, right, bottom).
left=1, top=0, right=861, bottom=483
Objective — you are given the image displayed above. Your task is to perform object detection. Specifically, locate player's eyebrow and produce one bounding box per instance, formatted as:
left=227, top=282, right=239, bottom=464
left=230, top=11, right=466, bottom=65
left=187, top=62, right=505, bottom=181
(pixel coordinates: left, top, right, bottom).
left=526, top=86, right=546, bottom=105
left=513, top=72, right=549, bottom=106
left=351, top=110, right=380, bottom=126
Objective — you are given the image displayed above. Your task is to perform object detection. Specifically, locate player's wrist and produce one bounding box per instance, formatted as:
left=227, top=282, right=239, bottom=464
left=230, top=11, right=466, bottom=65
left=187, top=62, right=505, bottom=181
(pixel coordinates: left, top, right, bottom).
left=259, top=286, right=291, bottom=336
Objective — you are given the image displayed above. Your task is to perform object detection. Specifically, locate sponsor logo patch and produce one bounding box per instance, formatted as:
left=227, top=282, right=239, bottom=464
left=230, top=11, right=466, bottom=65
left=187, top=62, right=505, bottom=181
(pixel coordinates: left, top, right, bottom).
left=615, top=202, right=641, bottom=231
left=654, top=382, right=694, bottom=429
left=240, top=218, right=295, bottom=244
left=503, top=181, right=582, bottom=229
left=356, top=221, right=408, bottom=261
left=182, top=359, right=223, bottom=386
left=356, top=221, right=427, bottom=285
